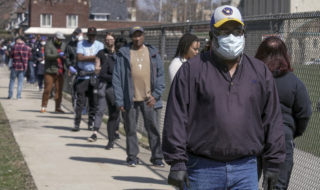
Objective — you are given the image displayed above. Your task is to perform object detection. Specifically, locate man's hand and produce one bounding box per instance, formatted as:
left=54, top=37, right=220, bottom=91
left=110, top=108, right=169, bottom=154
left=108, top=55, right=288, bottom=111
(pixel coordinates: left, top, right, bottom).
left=168, top=170, right=189, bottom=190
left=119, top=106, right=125, bottom=112
left=146, top=95, right=156, bottom=108
left=263, top=171, right=279, bottom=190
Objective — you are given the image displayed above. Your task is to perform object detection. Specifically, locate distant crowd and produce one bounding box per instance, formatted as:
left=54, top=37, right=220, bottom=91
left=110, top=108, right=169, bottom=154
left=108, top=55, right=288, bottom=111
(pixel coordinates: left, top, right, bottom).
left=2, top=4, right=313, bottom=190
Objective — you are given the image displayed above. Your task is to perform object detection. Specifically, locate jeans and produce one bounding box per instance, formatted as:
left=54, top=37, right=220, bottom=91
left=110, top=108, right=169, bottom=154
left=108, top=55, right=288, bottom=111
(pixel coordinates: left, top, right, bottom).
left=93, top=83, right=120, bottom=142
left=122, top=101, right=163, bottom=162
left=8, top=69, right=25, bottom=99
left=27, top=61, right=36, bottom=83
left=185, top=154, right=258, bottom=190
left=37, top=74, right=44, bottom=89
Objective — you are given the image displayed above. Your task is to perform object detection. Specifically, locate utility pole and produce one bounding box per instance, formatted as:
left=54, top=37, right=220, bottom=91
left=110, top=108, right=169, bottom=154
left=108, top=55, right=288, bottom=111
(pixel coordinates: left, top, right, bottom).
left=158, top=0, right=163, bottom=22
left=184, top=0, right=187, bottom=22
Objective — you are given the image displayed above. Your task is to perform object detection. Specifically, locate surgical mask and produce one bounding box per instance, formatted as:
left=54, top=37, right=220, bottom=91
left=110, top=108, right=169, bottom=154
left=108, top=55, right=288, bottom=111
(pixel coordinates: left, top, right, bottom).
left=41, top=41, right=46, bottom=46
left=77, top=35, right=84, bottom=41
left=213, top=34, right=245, bottom=60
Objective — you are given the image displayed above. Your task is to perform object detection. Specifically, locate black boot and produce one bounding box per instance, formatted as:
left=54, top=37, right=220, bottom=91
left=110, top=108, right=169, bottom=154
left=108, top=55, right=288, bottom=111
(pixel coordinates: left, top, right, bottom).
left=105, top=141, right=114, bottom=150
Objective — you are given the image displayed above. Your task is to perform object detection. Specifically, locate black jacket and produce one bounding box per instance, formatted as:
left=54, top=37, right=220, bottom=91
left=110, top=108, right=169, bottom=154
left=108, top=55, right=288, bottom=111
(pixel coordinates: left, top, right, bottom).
left=97, top=48, right=115, bottom=86
left=274, top=72, right=312, bottom=138
left=65, top=40, right=78, bottom=67
left=162, top=51, right=285, bottom=173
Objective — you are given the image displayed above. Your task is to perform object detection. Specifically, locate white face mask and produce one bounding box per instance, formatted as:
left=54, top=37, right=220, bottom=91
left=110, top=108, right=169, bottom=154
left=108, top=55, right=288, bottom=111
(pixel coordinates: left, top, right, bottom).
left=41, top=41, right=46, bottom=46
left=214, top=34, right=245, bottom=60
left=77, top=35, right=84, bottom=41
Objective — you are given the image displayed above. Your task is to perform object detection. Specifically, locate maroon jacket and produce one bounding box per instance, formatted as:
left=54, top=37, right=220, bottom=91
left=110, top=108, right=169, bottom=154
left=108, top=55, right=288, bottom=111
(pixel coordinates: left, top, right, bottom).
left=11, top=42, right=31, bottom=71
left=162, top=52, right=285, bottom=173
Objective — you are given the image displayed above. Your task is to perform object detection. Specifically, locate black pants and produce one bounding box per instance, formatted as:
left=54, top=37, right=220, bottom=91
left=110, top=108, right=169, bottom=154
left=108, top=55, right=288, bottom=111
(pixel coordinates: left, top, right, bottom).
left=122, top=102, right=163, bottom=162
left=274, top=126, right=294, bottom=190
left=93, top=82, right=120, bottom=142
left=258, top=126, right=294, bottom=190
left=74, top=79, right=97, bottom=126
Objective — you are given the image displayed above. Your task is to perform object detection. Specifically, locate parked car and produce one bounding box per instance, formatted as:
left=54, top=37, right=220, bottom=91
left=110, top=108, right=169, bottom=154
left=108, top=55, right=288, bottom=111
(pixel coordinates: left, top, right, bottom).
left=304, top=58, right=320, bottom=65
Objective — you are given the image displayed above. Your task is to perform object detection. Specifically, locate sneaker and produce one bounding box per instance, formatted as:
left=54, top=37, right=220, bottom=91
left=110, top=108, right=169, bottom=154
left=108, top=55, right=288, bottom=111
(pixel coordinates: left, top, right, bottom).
left=127, top=159, right=139, bottom=167
left=71, top=125, right=80, bottom=132
left=55, top=108, right=65, bottom=113
left=88, top=134, right=97, bottom=142
left=152, top=159, right=165, bottom=167
left=105, top=141, right=114, bottom=150
left=114, top=133, right=120, bottom=140
left=40, top=107, right=46, bottom=113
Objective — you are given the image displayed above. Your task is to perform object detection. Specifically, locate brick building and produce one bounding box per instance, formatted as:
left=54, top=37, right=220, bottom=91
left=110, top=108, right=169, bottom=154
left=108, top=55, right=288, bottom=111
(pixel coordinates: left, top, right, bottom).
left=24, top=0, right=158, bottom=35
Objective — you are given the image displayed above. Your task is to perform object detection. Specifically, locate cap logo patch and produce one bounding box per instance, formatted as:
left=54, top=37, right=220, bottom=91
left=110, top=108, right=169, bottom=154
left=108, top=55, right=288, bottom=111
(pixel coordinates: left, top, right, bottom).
left=222, top=7, right=233, bottom=16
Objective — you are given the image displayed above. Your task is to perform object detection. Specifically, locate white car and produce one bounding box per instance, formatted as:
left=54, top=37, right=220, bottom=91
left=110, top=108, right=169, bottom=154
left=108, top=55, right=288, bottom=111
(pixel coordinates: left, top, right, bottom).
left=304, top=58, right=320, bottom=65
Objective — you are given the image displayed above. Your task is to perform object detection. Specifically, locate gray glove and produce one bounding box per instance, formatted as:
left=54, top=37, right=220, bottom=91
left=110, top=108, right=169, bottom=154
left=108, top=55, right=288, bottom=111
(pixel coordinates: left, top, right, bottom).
left=168, top=170, right=189, bottom=190
left=263, top=171, right=279, bottom=190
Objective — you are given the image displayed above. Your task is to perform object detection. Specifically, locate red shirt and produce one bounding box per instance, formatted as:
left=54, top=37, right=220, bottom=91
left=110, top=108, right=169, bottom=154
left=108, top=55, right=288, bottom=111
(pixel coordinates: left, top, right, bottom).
left=11, top=42, right=32, bottom=71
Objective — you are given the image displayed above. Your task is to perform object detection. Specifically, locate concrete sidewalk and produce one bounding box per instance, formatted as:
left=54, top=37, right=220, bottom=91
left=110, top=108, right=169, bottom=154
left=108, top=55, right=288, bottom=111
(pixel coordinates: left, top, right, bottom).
left=0, top=66, right=173, bottom=190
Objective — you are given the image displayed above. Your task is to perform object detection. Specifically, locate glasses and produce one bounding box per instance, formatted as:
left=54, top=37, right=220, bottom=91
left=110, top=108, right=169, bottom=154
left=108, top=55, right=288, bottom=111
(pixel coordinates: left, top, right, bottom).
left=214, top=28, right=244, bottom=36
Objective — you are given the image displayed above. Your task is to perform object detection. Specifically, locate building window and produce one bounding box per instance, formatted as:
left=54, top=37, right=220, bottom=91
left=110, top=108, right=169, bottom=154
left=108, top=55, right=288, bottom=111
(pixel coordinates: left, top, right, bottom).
left=66, top=15, right=78, bottom=28
left=93, top=14, right=110, bottom=21
left=40, top=14, right=52, bottom=27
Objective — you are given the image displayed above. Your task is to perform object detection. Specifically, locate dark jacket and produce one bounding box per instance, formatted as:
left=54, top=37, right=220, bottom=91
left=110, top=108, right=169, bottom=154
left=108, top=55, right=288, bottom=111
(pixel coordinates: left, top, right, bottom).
left=44, top=39, right=67, bottom=74
left=34, top=44, right=45, bottom=75
left=97, top=48, right=115, bottom=86
left=65, top=40, right=78, bottom=67
left=274, top=72, right=312, bottom=138
left=112, top=43, right=165, bottom=109
left=162, top=52, right=285, bottom=173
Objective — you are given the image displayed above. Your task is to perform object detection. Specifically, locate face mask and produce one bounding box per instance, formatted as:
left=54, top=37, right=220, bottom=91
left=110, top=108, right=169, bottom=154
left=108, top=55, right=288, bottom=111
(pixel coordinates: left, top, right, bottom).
left=41, top=41, right=46, bottom=46
left=77, top=35, right=84, bottom=41
left=55, top=39, right=62, bottom=45
left=213, top=34, right=245, bottom=60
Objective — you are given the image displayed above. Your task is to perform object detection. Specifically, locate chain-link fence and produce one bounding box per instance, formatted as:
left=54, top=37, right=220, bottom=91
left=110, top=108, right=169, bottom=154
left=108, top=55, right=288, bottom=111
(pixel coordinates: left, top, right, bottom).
left=64, top=11, right=320, bottom=189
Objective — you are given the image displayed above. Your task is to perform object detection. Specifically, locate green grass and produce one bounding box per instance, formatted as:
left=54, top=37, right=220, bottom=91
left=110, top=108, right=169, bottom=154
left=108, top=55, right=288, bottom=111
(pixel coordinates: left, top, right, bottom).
left=0, top=104, right=37, bottom=190
left=292, top=64, right=320, bottom=157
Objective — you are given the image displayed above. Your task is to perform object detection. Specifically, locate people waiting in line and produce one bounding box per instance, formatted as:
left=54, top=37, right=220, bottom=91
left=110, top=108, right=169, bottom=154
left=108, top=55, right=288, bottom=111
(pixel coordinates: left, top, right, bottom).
left=87, top=33, right=124, bottom=150
left=113, top=26, right=165, bottom=167
left=168, top=33, right=200, bottom=82
left=71, top=27, right=104, bottom=132
left=255, top=36, right=312, bottom=190
left=162, top=5, right=285, bottom=190
left=8, top=36, right=32, bottom=100
left=34, top=36, right=47, bottom=91
left=40, top=32, right=67, bottom=113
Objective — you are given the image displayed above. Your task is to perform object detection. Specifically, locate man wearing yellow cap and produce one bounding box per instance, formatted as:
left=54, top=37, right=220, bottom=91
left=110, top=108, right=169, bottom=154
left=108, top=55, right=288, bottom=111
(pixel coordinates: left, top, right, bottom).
left=162, top=5, right=285, bottom=190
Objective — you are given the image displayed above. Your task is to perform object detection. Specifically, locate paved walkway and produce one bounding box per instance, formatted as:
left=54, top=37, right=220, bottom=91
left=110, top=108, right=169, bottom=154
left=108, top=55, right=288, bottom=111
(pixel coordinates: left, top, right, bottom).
left=0, top=66, right=173, bottom=190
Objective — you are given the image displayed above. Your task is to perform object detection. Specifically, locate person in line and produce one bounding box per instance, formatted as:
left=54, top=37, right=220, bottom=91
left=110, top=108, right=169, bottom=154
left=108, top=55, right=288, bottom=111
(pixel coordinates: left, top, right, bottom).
left=71, top=27, right=104, bottom=132
left=113, top=26, right=165, bottom=167
left=8, top=36, right=32, bottom=99
left=87, top=32, right=121, bottom=150
left=40, top=32, right=67, bottom=113
left=65, top=27, right=83, bottom=109
left=162, top=5, right=285, bottom=190
left=255, top=36, right=312, bottom=190
left=34, top=36, right=47, bottom=91
left=168, top=33, right=200, bottom=82
left=26, top=35, right=37, bottom=84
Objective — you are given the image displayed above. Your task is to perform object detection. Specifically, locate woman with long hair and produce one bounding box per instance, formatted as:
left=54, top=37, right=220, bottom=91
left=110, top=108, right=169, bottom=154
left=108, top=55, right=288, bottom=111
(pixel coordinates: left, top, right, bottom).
left=169, top=33, right=200, bottom=82
left=255, top=36, right=312, bottom=190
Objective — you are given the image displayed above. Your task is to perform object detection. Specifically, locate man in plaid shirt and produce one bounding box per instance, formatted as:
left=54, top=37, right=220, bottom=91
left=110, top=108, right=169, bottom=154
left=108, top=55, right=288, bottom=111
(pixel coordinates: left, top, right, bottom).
left=8, top=36, right=32, bottom=99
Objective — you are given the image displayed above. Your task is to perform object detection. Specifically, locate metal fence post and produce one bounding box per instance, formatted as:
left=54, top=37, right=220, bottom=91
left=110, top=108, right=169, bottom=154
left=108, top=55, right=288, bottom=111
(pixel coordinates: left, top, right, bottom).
left=160, top=27, right=166, bottom=60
